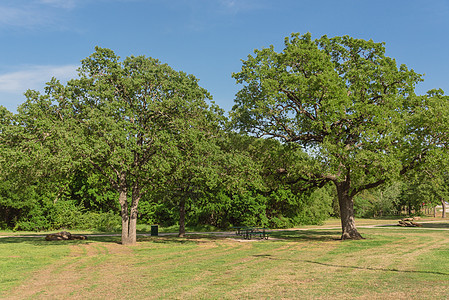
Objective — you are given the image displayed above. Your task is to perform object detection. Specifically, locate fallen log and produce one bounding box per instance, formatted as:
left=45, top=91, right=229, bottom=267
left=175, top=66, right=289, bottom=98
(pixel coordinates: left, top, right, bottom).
left=410, top=222, right=423, bottom=227
left=398, top=220, right=407, bottom=226
left=45, top=231, right=87, bottom=241
left=397, top=219, right=423, bottom=227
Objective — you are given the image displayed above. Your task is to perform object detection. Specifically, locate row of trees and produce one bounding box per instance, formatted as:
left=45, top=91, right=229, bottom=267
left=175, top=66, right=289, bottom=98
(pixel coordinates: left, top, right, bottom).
left=1, top=33, right=448, bottom=244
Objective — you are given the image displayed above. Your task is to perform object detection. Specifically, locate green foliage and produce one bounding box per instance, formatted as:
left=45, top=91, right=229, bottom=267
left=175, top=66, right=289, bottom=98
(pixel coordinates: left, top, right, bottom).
left=0, top=180, right=53, bottom=231
left=187, top=191, right=232, bottom=228
left=14, top=215, right=49, bottom=231
left=354, top=182, right=403, bottom=218
left=68, top=169, right=119, bottom=213
left=303, top=185, right=334, bottom=224
left=232, top=32, right=426, bottom=194
left=267, top=186, right=332, bottom=228
left=231, top=32, right=448, bottom=239
left=12, top=198, right=121, bottom=232
left=48, top=200, right=84, bottom=229
left=137, top=197, right=163, bottom=225
left=228, top=192, right=269, bottom=227
left=82, top=211, right=121, bottom=232
left=185, top=185, right=333, bottom=229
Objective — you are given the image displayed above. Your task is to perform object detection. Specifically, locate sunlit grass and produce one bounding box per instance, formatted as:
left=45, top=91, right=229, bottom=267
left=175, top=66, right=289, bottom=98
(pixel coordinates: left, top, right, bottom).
left=0, top=237, right=71, bottom=293
left=2, top=221, right=449, bottom=299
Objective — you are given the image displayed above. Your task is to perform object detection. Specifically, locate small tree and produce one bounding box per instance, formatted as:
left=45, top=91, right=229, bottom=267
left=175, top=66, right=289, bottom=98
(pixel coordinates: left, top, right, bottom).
left=163, top=108, right=225, bottom=237
left=232, top=33, right=437, bottom=239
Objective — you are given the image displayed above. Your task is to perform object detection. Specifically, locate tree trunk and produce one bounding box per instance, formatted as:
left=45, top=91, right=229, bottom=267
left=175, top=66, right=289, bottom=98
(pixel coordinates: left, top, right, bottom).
left=123, top=212, right=137, bottom=245
left=118, top=184, right=132, bottom=245
left=335, top=181, right=364, bottom=240
left=117, top=172, right=140, bottom=246
left=121, top=181, right=142, bottom=245
left=442, top=199, right=446, bottom=218
left=178, top=197, right=186, bottom=238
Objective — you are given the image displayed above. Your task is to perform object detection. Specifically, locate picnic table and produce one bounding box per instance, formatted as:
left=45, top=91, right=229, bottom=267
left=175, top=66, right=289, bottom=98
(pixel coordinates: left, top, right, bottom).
left=232, top=226, right=270, bottom=240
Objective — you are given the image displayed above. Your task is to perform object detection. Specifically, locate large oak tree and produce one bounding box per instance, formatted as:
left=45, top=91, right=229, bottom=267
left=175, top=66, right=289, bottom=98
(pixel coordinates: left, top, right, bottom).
left=231, top=33, right=438, bottom=239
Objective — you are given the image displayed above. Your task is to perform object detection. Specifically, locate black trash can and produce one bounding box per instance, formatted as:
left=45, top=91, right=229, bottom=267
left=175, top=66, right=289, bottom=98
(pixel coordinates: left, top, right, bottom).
left=151, top=225, right=158, bottom=236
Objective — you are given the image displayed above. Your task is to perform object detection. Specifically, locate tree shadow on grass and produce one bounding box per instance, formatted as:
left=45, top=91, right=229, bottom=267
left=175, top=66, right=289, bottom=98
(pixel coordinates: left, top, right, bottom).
left=0, top=236, right=88, bottom=246
left=0, top=230, right=343, bottom=245
left=138, top=230, right=343, bottom=243
left=304, top=260, right=449, bottom=276
left=137, top=234, right=231, bottom=245
left=145, top=230, right=343, bottom=242
left=138, top=236, right=179, bottom=242
left=0, top=235, right=121, bottom=246
left=0, top=234, right=219, bottom=246
left=378, top=222, right=449, bottom=229
left=269, top=230, right=341, bottom=242
left=420, top=222, right=449, bottom=229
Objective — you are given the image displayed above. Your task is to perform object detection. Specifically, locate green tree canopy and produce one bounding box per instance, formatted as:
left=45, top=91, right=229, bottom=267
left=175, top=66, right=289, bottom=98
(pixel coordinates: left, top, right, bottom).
left=24, top=47, right=216, bottom=244
left=232, top=32, right=441, bottom=239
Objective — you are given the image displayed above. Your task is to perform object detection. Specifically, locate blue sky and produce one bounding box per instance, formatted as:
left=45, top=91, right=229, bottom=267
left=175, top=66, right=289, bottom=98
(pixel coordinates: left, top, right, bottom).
left=1, top=0, right=448, bottom=113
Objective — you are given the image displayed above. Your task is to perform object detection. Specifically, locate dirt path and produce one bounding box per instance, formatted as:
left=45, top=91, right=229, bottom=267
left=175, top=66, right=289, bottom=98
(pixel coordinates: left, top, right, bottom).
left=5, top=242, right=134, bottom=299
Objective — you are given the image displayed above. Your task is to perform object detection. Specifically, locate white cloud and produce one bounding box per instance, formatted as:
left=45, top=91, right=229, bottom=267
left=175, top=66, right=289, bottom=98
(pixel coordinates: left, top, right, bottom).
left=0, top=65, right=79, bottom=93
left=0, top=4, right=48, bottom=28
left=0, top=0, right=79, bottom=29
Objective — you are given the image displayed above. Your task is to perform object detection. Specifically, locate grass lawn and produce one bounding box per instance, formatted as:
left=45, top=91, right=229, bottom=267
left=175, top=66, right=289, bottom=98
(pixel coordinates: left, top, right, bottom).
left=1, top=219, right=449, bottom=299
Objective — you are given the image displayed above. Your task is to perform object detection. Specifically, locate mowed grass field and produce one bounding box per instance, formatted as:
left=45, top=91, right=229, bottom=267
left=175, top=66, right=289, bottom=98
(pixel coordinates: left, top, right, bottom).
left=1, top=219, right=449, bottom=299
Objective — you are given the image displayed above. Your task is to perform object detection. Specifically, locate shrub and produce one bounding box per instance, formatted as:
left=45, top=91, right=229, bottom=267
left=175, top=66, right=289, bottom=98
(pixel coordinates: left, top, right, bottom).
left=49, top=200, right=84, bottom=229
left=84, top=211, right=121, bottom=232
